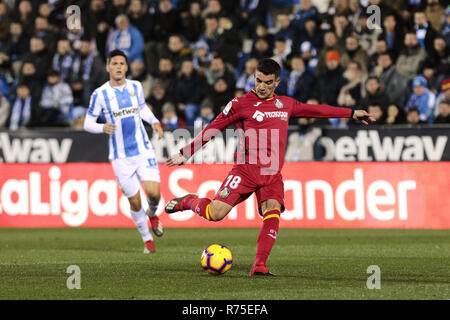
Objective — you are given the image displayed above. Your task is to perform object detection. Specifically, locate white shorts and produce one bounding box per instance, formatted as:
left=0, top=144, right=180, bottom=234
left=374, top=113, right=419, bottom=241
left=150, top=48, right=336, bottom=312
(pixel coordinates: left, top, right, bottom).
left=111, top=149, right=160, bottom=198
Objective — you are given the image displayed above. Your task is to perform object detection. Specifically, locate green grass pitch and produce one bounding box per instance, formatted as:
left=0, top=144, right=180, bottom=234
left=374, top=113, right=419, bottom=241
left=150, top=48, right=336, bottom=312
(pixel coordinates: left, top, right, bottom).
left=0, top=228, right=448, bottom=300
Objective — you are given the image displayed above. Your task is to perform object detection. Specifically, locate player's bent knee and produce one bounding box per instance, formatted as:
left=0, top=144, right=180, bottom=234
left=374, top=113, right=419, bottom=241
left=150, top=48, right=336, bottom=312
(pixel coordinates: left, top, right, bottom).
left=210, top=201, right=232, bottom=221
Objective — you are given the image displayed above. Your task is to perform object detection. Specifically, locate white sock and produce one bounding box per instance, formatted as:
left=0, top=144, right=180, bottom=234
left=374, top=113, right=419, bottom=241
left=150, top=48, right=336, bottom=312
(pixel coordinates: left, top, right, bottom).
left=146, top=198, right=159, bottom=217
left=130, top=208, right=153, bottom=242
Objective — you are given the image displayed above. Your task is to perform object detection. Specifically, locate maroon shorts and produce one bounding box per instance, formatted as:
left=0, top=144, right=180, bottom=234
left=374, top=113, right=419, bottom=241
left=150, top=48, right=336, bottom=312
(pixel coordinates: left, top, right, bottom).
left=213, top=164, right=285, bottom=216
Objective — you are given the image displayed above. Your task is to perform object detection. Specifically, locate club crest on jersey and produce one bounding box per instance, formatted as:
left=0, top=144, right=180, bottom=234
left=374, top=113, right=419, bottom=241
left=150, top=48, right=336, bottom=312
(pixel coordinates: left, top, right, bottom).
left=275, top=99, right=283, bottom=109
left=219, top=187, right=230, bottom=198
left=223, top=101, right=233, bottom=115
left=127, top=88, right=135, bottom=97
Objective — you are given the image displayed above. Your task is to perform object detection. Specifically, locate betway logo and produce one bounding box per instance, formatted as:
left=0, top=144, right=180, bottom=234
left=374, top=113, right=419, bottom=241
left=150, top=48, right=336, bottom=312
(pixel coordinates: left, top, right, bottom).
left=0, top=133, right=72, bottom=163
left=320, top=130, right=448, bottom=161
left=112, top=106, right=138, bottom=119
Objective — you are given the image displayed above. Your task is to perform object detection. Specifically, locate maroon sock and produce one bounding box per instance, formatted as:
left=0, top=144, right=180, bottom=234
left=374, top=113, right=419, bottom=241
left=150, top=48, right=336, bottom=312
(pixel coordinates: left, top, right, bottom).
left=255, top=209, right=281, bottom=266
left=187, top=197, right=214, bottom=221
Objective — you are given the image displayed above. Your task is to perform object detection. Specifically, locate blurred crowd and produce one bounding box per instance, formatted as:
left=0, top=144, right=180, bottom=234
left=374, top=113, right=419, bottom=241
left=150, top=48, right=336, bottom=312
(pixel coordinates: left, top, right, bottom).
left=0, top=0, right=449, bottom=132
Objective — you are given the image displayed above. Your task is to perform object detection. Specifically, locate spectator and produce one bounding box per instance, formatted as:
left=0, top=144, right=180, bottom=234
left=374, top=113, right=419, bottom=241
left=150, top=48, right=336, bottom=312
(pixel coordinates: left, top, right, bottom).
left=385, top=103, right=407, bottom=125
left=40, top=70, right=74, bottom=126
left=378, top=14, right=404, bottom=58
left=434, top=78, right=450, bottom=118
left=0, top=2, right=11, bottom=44
left=151, top=0, right=181, bottom=44
left=352, top=11, right=382, bottom=56
left=127, top=60, right=151, bottom=99
left=358, top=76, right=391, bottom=110
left=205, top=77, right=234, bottom=115
left=6, top=21, right=29, bottom=76
left=395, top=32, right=428, bottom=80
left=8, top=83, right=36, bottom=130
left=374, top=52, right=409, bottom=107
left=160, top=102, right=186, bottom=129
left=87, top=0, right=109, bottom=59
left=441, top=7, right=450, bottom=45
left=107, top=14, right=145, bottom=63
left=344, top=35, right=369, bottom=73
left=16, top=61, right=43, bottom=101
left=238, top=0, right=269, bottom=37
left=216, top=15, right=243, bottom=68
left=127, top=0, right=153, bottom=42
left=13, top=0, right=35, bottom=38
left=333, top=14, right=354, bottom=48
left=337, top=60, right=367, bottom=107
left=292, top=0, right=319, bottom=32
left=160, top=34, right=193, bottom=72
left=194, top=98, right=215, bottom=130
left=274, top=13, right=298, bottom=49
left=52, top=38, right=75, bottom=83
left=250, top=37, right=273, bottom=60
left=236, top=58, right=257, bottom=92
left=368, top=39, right=388, bottom=72
left=0, top=87, right=10, bottom=127
left=152, top=57, right=177, bottom=96
left=298, top=16, right=323, bottom=52
left=406, top=107, right=427, bottom=125
left=198, top=14, right=220, bottom=53
left=34, top=15, right=58, bottom=56
left=201, top=0, right=223, bottom=18
left=205, top=55, right=235, bottom=93
left=271, top=36, right=291, bottom=67
left=404, top=75, right=436, bottom=124
left=279, top=55, right=315, bottom=102
left=175, top=59, right=206, bottom=126
left=181, top=1, right=203, bottom=43
left=414, top=10, right=438, bottom=54
left=433, top=99, right=450, bottom=124
left=316, top=50, right=347, bottom=106
left=70, top=40, right=108, bottom=107
left=425, top=0, right=445, bottom=32
left=315, top=31, right=349, bottom=77
left=147, top=81, right=173, bottom=120
left=299, top=41, right=318, bottom=73
left=425, top=36, right=450, bottom=84
left=192, top=40, right=213, bottom=74
left=23, top=36, right=51, bottom=81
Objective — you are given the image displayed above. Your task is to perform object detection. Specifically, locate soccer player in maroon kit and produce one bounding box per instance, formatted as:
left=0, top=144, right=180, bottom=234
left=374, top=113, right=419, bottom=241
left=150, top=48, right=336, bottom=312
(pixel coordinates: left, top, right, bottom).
left=165, top=58, right=375, bottom=276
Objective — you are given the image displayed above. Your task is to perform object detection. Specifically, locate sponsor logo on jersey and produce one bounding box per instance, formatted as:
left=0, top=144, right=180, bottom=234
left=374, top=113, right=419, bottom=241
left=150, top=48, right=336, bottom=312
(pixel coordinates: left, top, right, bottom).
left=223, top=101, right=233, bottom=115
left=253, top=101, right=262, bottom=107
left=219, top=187, right=230, bottom=198
left=275, top=99, right=283, bottom=109
left=252, top=110, right=288, bottom=122
left=111, top=106, right=139, bottom=119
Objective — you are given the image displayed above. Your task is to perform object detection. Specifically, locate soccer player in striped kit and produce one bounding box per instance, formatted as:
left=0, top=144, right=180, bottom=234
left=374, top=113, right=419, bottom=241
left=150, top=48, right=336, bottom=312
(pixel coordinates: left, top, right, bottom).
left=165, top=58, right=376, bottom=275
left=84, top=50, right=164, bottom=253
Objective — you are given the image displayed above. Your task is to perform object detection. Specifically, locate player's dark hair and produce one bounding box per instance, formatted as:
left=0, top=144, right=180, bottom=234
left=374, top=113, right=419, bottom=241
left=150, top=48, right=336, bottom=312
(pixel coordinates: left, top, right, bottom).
left=256, top=58, right=281, bottom=79
left=106, top=49, right=128, bottom=65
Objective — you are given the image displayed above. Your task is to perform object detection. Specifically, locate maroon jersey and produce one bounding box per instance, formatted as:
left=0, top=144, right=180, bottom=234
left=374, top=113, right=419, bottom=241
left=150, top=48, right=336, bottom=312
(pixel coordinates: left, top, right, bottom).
left=181, top=90, right=353, bottom=173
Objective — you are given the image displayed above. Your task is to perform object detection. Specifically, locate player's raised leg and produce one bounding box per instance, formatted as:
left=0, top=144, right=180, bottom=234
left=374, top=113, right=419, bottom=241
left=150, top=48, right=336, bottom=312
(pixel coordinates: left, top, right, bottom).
left=165, top=194, right=233, bottom=222
left=142, top=180, right=163, bottom=237
left=250, top=199, right=282, bottom=276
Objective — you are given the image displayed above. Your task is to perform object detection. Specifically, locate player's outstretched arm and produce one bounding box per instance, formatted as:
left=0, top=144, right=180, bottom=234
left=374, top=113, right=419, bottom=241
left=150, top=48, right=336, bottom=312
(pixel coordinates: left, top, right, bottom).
left=166, top=152, right=188, bottom=167
left=352, top=110, right=376, bottom=125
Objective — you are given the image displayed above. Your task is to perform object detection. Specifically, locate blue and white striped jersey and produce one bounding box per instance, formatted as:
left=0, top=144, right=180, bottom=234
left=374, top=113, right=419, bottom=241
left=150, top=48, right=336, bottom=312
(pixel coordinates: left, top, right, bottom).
left=87, top=79, right=155, bottom=160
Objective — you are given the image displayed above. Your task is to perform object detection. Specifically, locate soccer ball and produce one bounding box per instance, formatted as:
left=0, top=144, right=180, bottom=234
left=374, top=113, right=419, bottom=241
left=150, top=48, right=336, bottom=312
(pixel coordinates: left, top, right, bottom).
left=201, top=244, right=233, bottom=275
